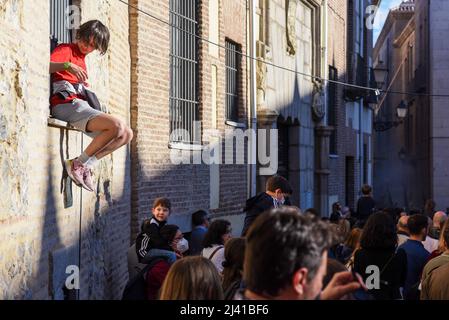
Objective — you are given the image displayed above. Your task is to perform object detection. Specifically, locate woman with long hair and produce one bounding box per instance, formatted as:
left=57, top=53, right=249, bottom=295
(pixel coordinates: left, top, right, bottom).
left=222, top=237, right=246, bottom=300
left=159, top=256, right=224, bottom=300
left=202, top=219, right=232, bottom=274
left=353, top=212, right=407, bottom=300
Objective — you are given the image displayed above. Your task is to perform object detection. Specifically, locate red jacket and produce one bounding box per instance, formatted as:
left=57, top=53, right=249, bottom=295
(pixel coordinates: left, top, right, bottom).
left=145, top=260, right=170, bottom=300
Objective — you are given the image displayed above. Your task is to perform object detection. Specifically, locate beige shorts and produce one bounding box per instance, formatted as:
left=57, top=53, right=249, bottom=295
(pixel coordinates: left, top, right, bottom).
left=51, top=99, right=103, bottom=138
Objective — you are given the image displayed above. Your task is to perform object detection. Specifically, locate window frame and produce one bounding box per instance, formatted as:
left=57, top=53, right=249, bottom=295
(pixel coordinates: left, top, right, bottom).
left=169, top=0, right=200, bottom=145
left=225, top=38, right=241, bottom=123
left=50, top=0, right=73, bottom=50
left=328, top=65, right=338, bottom=156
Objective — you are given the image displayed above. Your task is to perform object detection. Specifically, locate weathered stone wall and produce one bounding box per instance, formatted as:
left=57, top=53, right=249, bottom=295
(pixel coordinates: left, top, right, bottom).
left=0, top=0, right=131, bottom=299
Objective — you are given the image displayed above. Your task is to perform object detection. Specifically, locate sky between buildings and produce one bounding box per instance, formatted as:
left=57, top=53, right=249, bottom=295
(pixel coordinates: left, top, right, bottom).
left=373, top=0, right=404, bottom=42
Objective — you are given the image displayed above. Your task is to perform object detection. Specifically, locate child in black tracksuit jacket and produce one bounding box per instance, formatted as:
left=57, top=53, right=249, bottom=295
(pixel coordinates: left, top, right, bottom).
left=135, top=198, right=177, bottom=264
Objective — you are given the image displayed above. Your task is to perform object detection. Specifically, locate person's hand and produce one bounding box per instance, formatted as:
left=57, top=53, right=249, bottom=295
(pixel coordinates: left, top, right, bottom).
left=67, top=63, right=88, bottom=82
left=321, top=271, right=365, bottom=300
left=175, top=251, right=183, bottom=259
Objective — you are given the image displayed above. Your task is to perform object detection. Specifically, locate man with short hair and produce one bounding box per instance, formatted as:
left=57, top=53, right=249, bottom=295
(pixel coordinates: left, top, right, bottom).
left=397, top=214, right=430, bottom=300
left=241, top=175, right=293, bottom=236
left=397, top=215, right=410, bottom=247
left=189, top=210, right=210, bottom=255
left=330, top=202, right=343, bottom=223
left=238, top=207, right=363, bottom=300
left=429, top=211, right=448, bottom=240
left=355, top=184, right=376, bottom=225
left=421, top=222, right=449, bottom=299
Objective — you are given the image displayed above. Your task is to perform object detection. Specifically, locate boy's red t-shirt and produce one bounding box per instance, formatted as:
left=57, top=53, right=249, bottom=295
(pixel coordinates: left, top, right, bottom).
left=50, top=43, right=88, bottom=107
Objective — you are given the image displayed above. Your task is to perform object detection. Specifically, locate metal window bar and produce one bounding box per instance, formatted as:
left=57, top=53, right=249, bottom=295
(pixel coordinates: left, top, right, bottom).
left=169, top=0, right=199, bottom=144
left=225, top=40, right=240, bottom=122
left=50, top=0, right=73, bottom=51
left=328, top=66, right=338, bottom=155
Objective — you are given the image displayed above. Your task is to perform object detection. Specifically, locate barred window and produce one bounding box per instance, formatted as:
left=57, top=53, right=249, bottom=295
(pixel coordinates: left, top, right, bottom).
left=328, top=66, right=338, bottom=155
left=50, top=0, right=73, bottom=51
left=169, top=0, right=200, bottom=144
left=225, top=40, right=241, bottom=122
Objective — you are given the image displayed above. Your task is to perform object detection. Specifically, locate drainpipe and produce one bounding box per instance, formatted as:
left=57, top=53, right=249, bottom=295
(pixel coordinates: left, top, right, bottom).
left=248, top=0, right=258, bottom=197
left=323, top=0, right=329, bottom=124
left=359, top=1, right=364, bottom=192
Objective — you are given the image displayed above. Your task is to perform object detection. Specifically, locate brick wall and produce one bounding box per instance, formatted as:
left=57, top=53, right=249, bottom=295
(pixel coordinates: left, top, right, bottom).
left=327, top=0, right=373, bottom=211
left=129, top=0, right=248, bottom=238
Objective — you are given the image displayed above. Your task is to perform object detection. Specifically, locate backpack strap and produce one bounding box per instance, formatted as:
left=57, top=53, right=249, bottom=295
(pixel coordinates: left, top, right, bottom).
left=380, top=252, right=396, bottom=275
left=208, top=246, right=224, bottom=260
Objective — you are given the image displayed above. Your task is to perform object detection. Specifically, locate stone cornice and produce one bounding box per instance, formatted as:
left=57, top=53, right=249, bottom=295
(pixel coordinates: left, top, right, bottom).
left=374, top=10, right=414, bottom=60
left=394, top=17, right=415, bottom=48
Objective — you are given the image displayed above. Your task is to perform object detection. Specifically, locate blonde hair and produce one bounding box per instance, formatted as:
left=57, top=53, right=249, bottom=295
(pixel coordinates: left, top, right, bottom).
left=345, top=228, right=362, bottom=251
left=438, top=219, right=449, bottom=253
left=159, top=256, right=224, bottom=300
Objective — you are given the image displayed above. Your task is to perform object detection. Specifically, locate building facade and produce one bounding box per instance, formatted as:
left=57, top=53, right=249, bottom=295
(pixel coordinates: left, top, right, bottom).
left=0, top=0, right=248, bottom=299
left=254, top=0, right=375, bottom=215
left=373, top=0, right=416, bottom=209
left=373, top=0, right=449, bottom=211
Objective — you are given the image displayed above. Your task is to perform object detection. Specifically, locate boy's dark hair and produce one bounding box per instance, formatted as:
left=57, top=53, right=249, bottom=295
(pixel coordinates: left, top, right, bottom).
left=360, top=212, right=397, bottom=250
left=244, top=207, right=332, bottom=297
left=361, top=184, right=372, bottom=195
left=160, top=224, right=180, bottom=243
left=76, top=20, right=110, bottom=55
left=265, top=175, right=292, bottom=194
left=407, top=214, right=429, bottom=235
left=222, top=237, right=246, bottom=292
left=203, top=219, right=231, bottom=248
left=192, top=210, right=209, bottom=227
left=153, top=197, right=171, bottom=210
left=305, top=208, right=319, bottom=217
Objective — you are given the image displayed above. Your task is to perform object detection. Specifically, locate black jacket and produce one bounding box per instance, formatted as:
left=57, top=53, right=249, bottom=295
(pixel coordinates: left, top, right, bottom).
left=353, top=248, right=407, bottom=300
left=135, top=218, right=169, bottom=263
left=356, top=196, right=376, bottom=220
left=241, top=192, right=291, bottom=236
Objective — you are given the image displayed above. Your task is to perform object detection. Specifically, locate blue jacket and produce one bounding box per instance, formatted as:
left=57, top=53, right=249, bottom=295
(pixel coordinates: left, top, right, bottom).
left=397, top=239, right=430, bottom=299
left=189, top=225, right=208, bottom=255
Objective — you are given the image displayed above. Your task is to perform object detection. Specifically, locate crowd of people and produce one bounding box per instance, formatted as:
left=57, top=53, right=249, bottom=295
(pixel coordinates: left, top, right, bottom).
left=123, top=175, right=449, bottom=300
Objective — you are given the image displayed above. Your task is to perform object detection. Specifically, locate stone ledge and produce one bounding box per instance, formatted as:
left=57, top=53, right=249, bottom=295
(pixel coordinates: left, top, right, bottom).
left=225, top=120, right=247, bottom=129
left=168, top=142, right=204, bottom=151
left=47, top=117, right=82, bottom=132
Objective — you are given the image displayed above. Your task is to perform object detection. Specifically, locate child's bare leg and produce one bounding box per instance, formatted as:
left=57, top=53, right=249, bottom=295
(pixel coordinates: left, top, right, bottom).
left=84, top=114, right=127, bottom=156
left=94, top=125, right=133, bottom=160
left=67, top=114, right=132, bottom=192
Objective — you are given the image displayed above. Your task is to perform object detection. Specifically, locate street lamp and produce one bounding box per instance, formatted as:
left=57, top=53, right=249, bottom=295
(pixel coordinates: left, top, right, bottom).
left=396, top=100, right=408, bottom=118
left=372, top=66, right=389, bottom=89
left=364, top=67, right=386, bottom=110
left=373, top=100, right=409, bottom=132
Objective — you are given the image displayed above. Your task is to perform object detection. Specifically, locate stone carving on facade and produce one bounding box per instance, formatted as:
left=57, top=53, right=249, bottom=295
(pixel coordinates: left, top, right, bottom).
left=311, top=80, right=325, bottom=122
left=286, top=0, right=298, bottom=55
left=256, top=40, right=267, bottom=108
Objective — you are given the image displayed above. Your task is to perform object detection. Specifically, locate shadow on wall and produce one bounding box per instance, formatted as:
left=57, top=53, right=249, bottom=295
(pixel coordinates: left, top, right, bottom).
left=30, top=127, right=132, bottom=300
left=29, top=79, right=317, bottom=300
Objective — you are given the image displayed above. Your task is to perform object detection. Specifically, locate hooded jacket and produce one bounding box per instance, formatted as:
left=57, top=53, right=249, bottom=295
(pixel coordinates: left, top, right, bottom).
left=240, top=192, right=291, bottom=236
